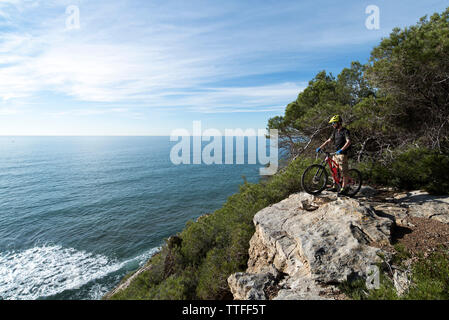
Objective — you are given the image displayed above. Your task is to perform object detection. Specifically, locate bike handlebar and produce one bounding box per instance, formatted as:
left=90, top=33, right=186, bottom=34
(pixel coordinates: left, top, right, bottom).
left=317, top=150, right=336, bottom=156
left=316, top=149, right=336, bottom=160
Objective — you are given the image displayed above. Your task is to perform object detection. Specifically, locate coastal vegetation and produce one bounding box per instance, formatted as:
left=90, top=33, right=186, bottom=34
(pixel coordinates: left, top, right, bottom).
left=107, top=7, right=449, bottom=300
left=339, top=248, right=449, bottom=300
left=268, top=7, right=449, bottom=195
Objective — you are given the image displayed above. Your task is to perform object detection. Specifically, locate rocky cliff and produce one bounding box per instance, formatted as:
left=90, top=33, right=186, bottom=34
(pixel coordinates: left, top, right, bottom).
left=227, top=187, right=449, bottom=300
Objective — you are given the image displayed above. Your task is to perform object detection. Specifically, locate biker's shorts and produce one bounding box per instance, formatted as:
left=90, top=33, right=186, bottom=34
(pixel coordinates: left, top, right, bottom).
left=333, top=154, right=348, bottom=176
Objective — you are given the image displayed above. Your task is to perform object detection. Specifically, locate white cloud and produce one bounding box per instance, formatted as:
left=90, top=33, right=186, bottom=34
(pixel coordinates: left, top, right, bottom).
left=0, top=0, right=391, bottom=114
left=0, top=8, right=305, bottom=111
left=47, top=107, right=130, bottom=117
left=158, top=82, right=307, bottom=113
left=0, top=107, right=21, bottom=115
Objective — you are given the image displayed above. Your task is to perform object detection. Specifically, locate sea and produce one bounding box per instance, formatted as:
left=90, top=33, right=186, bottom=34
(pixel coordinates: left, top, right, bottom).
left=0, top=136, right=270, bottom=300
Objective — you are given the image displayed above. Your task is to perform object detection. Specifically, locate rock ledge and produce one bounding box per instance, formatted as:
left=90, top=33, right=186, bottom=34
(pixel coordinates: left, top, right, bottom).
left=228, top=189, right=449, bottom=300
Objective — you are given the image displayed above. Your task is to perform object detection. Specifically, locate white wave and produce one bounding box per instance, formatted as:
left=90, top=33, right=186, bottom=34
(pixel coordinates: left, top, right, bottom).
left=86, top=282, right=115, bottom=300
left=133, top=246, right=161, bottom=268
left=0, top=245, right=160, bottom=300
left=86, top=246, right=161, bottom=300
left=87, top=247, right=161, bottom=300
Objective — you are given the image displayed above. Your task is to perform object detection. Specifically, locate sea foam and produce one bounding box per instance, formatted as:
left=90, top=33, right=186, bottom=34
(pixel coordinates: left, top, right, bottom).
left=0, top=245, right=159, bottom=300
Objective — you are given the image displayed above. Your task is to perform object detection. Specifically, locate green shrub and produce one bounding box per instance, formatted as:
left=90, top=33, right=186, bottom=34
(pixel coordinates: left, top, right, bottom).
left=406, top=250, right=449, bottom=300
left=358, top=160, right=392, bottom=187
left=196, top=247, right=238, bottom=299
left=180, top=216, right=220, bottom=266
left=150, top=273, right=193, bottom=300
left=420, top=152, right=449, bottom=195
left=338, top=277, right=369, bottom=300
left=359, top=148, right=449, bottom=195
left=109, top=251, right=166, bottom=300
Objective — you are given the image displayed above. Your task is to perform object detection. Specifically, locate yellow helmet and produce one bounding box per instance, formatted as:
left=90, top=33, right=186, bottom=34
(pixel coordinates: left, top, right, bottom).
left=328, top=115, right=341, bottom=124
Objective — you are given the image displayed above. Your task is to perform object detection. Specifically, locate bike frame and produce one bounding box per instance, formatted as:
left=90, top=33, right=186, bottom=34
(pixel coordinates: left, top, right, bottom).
left=305, top=150, right=361, bottom=195
left=320, top=152, right=342, bottom=186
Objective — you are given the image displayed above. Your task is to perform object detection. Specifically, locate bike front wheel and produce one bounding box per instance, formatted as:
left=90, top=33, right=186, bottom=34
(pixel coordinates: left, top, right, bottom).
left=344, top=168, right=363, bottom=197
left=301, top=164, right=328, bottom=195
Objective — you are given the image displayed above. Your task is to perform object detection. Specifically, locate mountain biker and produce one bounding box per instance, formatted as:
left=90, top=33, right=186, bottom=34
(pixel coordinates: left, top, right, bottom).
left=315, top=115, right=351, bottom=194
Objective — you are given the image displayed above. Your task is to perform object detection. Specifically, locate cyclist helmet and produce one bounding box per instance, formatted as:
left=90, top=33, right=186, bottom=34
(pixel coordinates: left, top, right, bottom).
left=328, top=115, right=341, bottom=124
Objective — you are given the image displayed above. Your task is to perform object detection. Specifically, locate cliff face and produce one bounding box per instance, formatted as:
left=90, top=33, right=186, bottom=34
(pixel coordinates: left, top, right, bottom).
left=227, top=188, right=449, bottom=300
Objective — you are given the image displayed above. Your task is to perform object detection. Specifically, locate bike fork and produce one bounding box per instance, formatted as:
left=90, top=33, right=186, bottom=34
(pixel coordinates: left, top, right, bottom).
left=313, top=169, right=323, bottom=183
left=313, top=164, right=327, bottom=183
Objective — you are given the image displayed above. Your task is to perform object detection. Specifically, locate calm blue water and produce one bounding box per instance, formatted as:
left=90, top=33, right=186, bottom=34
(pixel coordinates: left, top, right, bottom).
left=0, top=136, right=266, bottom=300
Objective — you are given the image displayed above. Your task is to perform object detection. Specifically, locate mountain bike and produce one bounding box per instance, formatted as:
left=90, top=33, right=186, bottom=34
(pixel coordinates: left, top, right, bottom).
left=301, top=150, right=362, bottom=196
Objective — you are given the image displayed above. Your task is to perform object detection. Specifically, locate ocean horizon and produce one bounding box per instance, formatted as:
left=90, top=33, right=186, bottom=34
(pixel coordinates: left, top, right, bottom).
left=0, top=136, right=271, bottom=300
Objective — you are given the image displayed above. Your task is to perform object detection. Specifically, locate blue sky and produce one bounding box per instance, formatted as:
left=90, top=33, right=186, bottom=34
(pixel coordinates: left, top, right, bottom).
left=0, top=0, right=447, bottom=135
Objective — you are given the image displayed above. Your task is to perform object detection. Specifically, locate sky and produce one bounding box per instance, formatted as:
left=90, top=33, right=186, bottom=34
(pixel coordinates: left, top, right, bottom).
left=0, top=0, right=447, bottom=136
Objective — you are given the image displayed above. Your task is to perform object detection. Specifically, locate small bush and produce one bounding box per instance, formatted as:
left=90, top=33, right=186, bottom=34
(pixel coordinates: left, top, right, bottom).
left=195, top=247, right=238, bottom=299
left=338, top=278, right=368, bottom=300
left=150, top=273, right=193, bottom=300
left=420, top=153, right=449, bottom=195
left=358, top=161, right=392, bottom=187
left=359, top=148, right=449, bottom=195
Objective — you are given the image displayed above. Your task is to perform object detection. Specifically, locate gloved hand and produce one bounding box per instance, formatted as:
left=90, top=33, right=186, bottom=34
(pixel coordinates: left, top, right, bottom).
left=336, top=149, right=342, bottom=155
left=316, top=147, right=321, bottom=153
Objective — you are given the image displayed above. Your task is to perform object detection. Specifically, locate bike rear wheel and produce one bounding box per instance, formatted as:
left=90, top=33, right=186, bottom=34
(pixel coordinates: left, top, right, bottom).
left=344, top=168, right=363, bottom=197
left=301, top=164, right=328, bottom=195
